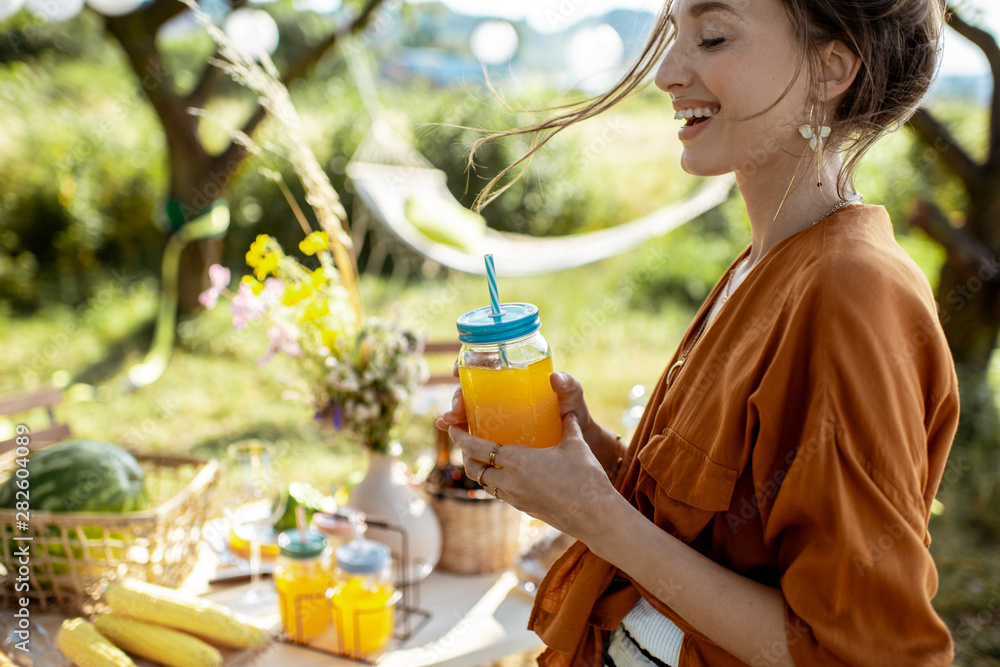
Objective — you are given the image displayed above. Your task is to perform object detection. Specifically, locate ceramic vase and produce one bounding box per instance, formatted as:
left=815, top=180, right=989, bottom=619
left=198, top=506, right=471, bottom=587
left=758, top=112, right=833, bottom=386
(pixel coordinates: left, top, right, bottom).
left=346, top=449, right=441, bottom=586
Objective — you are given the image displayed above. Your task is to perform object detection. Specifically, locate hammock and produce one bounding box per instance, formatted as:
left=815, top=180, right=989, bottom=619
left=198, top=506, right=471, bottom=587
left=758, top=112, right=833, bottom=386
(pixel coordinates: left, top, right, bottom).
left=346, top=122, right=735, bottom=277
left=342, top=45, right=735, bottom=277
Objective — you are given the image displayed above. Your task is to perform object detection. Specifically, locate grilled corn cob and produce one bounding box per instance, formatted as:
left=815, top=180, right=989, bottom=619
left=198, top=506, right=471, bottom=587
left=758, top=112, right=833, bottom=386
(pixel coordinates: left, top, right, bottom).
left=57, top=618, right=137, bottom=667
left=94, top=613, right=223, bottom=667
left=105, top=579, right=268, bottom=649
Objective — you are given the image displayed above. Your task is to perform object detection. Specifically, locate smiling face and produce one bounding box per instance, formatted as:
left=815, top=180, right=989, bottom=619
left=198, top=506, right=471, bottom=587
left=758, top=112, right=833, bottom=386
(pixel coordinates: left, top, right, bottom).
left=656, top=0, right=812, bottom=179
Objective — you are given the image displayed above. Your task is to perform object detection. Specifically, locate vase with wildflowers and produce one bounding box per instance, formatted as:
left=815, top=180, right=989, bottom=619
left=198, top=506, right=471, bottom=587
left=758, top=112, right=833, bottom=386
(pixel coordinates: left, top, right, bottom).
left=201, top=231, right=426, bottom=454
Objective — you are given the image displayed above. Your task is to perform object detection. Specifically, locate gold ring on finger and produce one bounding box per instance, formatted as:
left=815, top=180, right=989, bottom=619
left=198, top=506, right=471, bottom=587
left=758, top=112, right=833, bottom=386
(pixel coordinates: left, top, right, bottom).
left=492, top=486, right=499, bottom=499
left=489, top=443, right=501, bottom=468
left=476, top=465, right=488, bottom=487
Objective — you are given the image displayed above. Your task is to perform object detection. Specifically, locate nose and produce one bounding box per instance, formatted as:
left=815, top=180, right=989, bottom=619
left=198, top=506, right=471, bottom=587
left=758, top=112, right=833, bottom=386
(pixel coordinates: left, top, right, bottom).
left=654, top=40, right=690, bottom=94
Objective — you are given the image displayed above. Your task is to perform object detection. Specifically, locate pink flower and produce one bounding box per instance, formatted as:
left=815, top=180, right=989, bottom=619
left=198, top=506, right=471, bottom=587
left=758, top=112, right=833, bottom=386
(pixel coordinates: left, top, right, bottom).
left=198, top=264, right=231, bottom=309
left=231, top=278, right=284, bottom=330
left=260, top=277, right=284, bottom=304
left=258, top=325, right=302, bottom=366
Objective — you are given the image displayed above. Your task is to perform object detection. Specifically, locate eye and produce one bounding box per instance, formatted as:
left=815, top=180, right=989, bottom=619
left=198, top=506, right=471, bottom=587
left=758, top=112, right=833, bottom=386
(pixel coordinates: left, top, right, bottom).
left=698, top=37, right=726, bottom=49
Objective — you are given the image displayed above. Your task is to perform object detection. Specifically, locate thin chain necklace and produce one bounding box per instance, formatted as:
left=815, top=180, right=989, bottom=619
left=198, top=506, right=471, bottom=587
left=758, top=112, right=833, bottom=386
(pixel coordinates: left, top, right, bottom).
left=664, top=195, right=860, bottom=388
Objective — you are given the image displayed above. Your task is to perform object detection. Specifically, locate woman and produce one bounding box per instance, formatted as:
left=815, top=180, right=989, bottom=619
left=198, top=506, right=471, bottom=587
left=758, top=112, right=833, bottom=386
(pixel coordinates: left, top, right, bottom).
left=439, top=0, right=958, bottom=664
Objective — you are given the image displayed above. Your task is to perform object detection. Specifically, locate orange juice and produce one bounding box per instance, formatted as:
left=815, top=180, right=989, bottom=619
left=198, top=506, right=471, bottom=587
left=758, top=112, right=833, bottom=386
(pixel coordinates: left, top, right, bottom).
left=460, top=356, right=563, bottom=448
left=275, top=529, right=333, bottom=643
left=275, top=562, right=333, bottom=642
left=329, top=577, right=395, bottom=656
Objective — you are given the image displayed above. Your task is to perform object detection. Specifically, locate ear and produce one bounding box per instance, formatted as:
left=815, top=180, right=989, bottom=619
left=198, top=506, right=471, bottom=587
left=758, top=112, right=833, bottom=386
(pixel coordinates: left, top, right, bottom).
left=818, top=39, right=861, bottom=101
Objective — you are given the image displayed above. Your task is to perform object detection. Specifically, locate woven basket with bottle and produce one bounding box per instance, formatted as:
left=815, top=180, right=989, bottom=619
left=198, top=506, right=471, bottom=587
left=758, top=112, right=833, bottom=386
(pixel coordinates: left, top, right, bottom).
left=421, top=431, right=522, bottom=574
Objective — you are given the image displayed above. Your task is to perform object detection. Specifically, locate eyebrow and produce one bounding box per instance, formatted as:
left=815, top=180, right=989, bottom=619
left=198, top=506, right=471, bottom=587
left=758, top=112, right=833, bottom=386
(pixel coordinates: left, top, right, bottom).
left=667, top=1, right=740, bottom=26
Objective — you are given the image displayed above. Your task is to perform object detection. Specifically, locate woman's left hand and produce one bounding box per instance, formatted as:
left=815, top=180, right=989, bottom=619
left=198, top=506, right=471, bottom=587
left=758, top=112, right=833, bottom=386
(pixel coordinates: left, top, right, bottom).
left=449, top=413, right=619, bottom=542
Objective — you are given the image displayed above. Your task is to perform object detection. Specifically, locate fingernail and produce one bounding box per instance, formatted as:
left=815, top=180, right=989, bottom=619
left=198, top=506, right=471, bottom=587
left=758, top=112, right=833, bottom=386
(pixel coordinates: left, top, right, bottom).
left=452, top=395, right=460, bottom=409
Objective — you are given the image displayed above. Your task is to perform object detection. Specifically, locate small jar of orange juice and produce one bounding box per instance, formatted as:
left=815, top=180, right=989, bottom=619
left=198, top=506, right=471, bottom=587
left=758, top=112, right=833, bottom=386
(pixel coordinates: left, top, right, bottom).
left=328, top=539, right=398, bottom=658
left=456, top=302, right=563, bottom=448
left=274, top=529, right=333, bottom=643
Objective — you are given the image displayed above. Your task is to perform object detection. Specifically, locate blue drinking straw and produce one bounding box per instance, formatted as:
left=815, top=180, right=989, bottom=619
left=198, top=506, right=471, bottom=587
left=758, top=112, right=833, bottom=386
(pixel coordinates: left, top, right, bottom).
left=485, top=254, right=501, bottom=318
left=484, top=254, right=510, bottom=367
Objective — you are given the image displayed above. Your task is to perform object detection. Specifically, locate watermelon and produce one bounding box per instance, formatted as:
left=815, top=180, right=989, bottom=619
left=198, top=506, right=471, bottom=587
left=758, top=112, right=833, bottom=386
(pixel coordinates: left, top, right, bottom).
left=0, top=440, right=150, bottom=513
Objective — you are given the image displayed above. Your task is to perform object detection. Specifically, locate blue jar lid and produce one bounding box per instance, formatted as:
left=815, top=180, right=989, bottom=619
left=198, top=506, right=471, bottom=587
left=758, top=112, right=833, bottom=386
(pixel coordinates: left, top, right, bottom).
left=456, top=303, right=541, bottom=344
left=335, top=539, right=391, bottom=575
left=278, top=529, right=327, bottom=559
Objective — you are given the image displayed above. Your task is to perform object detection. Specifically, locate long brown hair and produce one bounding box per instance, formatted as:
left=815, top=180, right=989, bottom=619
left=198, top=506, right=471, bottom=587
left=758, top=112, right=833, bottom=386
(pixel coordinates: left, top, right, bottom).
left=470, top=0, right=946, bottom=209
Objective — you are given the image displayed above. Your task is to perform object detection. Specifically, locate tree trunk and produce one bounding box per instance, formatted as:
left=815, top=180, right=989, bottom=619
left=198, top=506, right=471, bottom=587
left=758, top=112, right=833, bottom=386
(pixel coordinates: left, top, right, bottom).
left=164, top=137, right=220, bottom=313
left=935, top=245, right=1000, bottom=446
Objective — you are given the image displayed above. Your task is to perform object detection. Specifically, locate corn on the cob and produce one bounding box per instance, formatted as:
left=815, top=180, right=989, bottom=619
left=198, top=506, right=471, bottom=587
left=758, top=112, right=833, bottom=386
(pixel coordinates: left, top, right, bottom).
left=57, top=618, right=137, bottom=667
left=105, top=579, right=269, bottom=649
left=94, top=613, right=223, bottom=667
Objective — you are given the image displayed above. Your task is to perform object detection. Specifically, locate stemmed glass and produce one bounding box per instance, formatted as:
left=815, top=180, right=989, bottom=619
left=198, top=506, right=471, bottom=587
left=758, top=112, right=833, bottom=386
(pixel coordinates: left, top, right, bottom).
left=222, top=439, right=287, bottom=608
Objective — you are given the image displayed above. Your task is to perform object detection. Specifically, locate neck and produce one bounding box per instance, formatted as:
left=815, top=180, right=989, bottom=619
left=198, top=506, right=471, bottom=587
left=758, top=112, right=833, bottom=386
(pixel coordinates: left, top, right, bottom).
left=735, top=154, right=854, bottom=268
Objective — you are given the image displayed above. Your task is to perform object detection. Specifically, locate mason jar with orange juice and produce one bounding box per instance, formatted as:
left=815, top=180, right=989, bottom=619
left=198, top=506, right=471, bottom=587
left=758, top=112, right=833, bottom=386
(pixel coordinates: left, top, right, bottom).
left=274, top=528, right=333, bottom=643
left=456, top=302, right=563, bottom=448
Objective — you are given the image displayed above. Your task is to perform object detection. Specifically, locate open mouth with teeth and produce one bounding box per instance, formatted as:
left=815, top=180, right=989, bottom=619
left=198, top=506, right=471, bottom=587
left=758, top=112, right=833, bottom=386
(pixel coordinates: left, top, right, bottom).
left=674, top=107, right=721, bottom=127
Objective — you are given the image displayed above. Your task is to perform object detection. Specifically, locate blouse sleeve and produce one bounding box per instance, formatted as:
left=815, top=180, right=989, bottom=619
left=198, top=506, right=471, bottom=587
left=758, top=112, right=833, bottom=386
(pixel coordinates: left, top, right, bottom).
left=748, top=256, right=958, bottom=666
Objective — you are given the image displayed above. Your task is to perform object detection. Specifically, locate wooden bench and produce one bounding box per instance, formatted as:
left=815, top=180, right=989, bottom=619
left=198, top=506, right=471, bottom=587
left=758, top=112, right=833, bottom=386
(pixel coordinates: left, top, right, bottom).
left=0, top=386, right=71, bottom=455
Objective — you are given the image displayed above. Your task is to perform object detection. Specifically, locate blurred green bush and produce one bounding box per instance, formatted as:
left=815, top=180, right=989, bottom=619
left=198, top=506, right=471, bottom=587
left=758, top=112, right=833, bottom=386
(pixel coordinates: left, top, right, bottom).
left=0, top=38, right=629, bottom=312
left=0, top=13, right=960, bottom=314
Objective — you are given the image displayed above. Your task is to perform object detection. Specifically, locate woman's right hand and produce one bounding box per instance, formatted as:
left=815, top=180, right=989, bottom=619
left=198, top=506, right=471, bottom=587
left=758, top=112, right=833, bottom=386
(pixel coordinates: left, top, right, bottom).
left=435, top=369, right=623, bottom=478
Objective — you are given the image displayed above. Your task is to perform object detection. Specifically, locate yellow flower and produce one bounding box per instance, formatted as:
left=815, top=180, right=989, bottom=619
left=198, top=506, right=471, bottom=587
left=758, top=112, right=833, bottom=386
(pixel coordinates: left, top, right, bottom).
left=254, top=252, right=278, bottom=281
left=303, top=298, right=330, bottom=322
left=246, top=234, right=271, bottom=269
left=241, top=275, right=265, bottom=295
left=310, top=267, right=328, bottom=287
left=320, top=327, right=339, bottom=349
left=282, top=281, right=312, bottom=306
left=299, top=231, right=329, bottom=256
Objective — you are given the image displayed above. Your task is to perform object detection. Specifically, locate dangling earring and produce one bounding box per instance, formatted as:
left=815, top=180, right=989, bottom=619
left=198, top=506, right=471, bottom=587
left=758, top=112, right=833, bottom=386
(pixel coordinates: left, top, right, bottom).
left=798, top=105, right=830, bottom=187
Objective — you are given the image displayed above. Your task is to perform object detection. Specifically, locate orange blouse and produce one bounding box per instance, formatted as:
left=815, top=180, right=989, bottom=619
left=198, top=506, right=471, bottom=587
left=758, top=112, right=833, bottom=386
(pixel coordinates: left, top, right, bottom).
left=528, top=205, right=959, bottom=666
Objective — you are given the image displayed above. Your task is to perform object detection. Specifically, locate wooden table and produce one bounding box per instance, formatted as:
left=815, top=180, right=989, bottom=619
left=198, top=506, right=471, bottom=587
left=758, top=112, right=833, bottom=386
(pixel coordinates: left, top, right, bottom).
left=26, top=565, right=543, bottom=666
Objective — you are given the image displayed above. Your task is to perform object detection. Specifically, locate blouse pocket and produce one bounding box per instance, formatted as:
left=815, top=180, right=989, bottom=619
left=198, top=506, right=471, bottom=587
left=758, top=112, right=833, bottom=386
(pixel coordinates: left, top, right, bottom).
left=636, top=428, right=740, bottom=543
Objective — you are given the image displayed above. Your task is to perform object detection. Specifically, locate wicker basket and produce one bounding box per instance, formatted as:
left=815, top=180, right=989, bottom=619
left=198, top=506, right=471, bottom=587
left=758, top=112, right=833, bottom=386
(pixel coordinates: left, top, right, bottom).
left=422, top=482, right=522, bottom=575
left=0, top=451, right=220, bottom=614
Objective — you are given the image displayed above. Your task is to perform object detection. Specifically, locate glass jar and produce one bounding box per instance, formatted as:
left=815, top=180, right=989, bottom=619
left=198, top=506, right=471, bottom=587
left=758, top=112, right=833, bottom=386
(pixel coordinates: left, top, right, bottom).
left=456, top=302, right=563, bottom=448
left=328, top=539, right=398, bottom=658
left=311, top=512, right=355, bottom=554
left=274, top=529, right=333, bottom=643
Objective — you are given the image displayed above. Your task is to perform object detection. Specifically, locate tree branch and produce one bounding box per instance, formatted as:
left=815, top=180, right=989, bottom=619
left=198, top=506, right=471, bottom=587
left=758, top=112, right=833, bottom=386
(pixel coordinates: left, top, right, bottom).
left=139, top=0, right=188, bottom=34
left=186, top=49, right=225, bottom=107
left=214, top=0, right=388, bottom=167
left=908, top=200, right=998, bottom=281
left=105, top=13, right=207, bottom=170
left=184, top=0, right=249, bottom=106
left=908, top=107, right=983, bottom=192
left=947, top=8, right=1000, bottom=170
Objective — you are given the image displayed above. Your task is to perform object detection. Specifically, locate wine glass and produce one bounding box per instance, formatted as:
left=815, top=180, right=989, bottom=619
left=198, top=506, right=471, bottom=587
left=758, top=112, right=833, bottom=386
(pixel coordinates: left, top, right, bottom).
left=222, top=439, right=287, bottom=608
